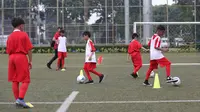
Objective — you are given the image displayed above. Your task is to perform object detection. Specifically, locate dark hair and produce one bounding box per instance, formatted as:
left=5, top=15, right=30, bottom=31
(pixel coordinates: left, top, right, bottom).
left=132, top=33, right=139, bottom=39
left=11, top=17, right=25, bottom=28
left=60, top=30, right=65, bottom=33
left=157, top=25, right=165, bottom=31
left=58, top=27, right=63, bottom=30
left=82, top=31, right=91, bottom=37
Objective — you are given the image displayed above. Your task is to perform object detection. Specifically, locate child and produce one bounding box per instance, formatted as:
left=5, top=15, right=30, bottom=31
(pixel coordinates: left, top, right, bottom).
left=47, top=27, right=62, bottom=69
left=143, top=25, right=175, bottom=86
left=128, top=33, right=148, bottom=78
left=57, top=30, right=67, bottom=71
left=6, top=17, right=33, bottom=108
left=82, top=31, right=104, bottom=84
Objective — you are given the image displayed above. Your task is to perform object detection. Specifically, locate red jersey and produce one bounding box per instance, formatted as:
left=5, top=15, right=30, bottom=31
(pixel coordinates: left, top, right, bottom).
left=54, top=31, right=60, bottom=49
left=6, top=29, right=33, bottom=55
left=128, top=39, right=142, bottom=57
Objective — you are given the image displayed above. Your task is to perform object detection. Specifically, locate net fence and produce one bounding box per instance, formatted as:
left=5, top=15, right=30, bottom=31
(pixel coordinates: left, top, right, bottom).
left=134, top=23, right=200, bottom=49
left=0, top=0, right=200, bottom=48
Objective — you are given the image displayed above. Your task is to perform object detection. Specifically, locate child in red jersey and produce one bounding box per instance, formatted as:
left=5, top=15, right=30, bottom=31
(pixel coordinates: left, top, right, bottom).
left=6, top=18, right=33, bottom=108
left=128, top=33, right=148, bottom=78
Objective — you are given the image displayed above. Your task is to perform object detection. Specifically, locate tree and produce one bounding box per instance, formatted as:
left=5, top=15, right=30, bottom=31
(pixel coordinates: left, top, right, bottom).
left=174, top=0, right=200, bottom=44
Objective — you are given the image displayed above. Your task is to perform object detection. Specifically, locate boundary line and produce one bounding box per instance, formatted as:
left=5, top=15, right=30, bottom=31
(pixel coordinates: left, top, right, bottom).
left=56, top=91, right=79, bottom=112
left=1, top=100, right=200, bottom=105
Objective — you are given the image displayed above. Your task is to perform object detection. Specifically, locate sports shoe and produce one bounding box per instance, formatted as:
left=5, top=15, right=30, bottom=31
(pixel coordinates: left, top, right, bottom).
left=85, top=80, right=94, bottom=84
left=15, top=101, right=21, bottom=108
left=61, top=69, right=66, bottom=72
left=47, top=63, right=52, bottom=69
left=130, top=73, right=138, bottom=79
left=99, top=75, right=104, bottom=83
left=143, top=80, right=152, bottom=86
left=166, top=77, right=177, bottom=83
left=16, top=99, right=30, bottom=108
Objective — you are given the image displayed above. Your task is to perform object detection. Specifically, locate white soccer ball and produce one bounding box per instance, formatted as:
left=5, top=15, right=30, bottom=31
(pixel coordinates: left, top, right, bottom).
left=77, top=75, right=86, bottom=84
left=171, top=77, right=181, bottom=86
left=150, top=71, right=155, bottom=78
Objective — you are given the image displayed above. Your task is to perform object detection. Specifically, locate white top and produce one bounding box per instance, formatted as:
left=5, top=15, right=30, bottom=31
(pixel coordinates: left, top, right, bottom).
left=58, top=36, right=67, bottom=52
left=85, top=39, right=96, bottom=63
left=149, top=34, right=164, bottom=60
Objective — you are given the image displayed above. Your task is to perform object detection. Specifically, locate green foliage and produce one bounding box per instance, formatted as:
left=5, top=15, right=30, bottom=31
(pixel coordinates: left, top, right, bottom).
left=1, top=45, right=199, bottom=54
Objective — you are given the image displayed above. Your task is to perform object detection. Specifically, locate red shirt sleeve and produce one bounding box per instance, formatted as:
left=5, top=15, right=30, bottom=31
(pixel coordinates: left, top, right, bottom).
left=6, top=35, right=11, bottom=54
left=154, top=37, right=161, bottom=48
left=89, top=40, right=96, bottom=52
left=128, top=42, right=133, bottom=54
left=137, top=41, right=142, bottom=49
left=24, top=33, right=33, bottom=52
left=54, top=32, right=60, bottom=40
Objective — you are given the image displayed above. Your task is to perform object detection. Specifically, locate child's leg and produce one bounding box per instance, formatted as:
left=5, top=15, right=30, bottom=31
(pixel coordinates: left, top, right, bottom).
left=158, top=57, right=171, bottom=77
left=88, top=63, right=102, bottom=76
left=84, top=63, right=93, bottom=81
left=84, top=68, right=92, bottom=81
left=19, top=83, right=29, bottom=100
left=132, top=56, right=142, bottom=74
left=61, top=57, right=65, bottom=69
left=57, top=58, right=61, bottom=69
left=12, top=82, right=19, bottom=100
left=89, top=69, right=102, bottom=77
left=61, top=52, right=67, bottom=69
left=145, top=60, right=157, bottom=80
left=57, top=52, right=62, bottom=69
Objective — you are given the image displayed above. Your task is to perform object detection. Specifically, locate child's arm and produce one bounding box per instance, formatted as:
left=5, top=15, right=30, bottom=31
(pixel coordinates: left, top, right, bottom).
left=127, top=54, right=131, bottom=62
left=141, top=47, right=149, bottom=52
left=88, top=40, right=96, bottom=61
left=57, top=38, right=59, bottom=45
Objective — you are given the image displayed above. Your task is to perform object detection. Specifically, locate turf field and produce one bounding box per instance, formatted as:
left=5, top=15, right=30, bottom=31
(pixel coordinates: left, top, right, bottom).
left=0, top=53, right=200, bottom=112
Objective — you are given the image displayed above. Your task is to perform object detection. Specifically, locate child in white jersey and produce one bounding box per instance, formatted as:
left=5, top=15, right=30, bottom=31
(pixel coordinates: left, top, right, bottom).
left=82, top=31, right=104, bottom=84
left=57, top=30, right=67, bottom=71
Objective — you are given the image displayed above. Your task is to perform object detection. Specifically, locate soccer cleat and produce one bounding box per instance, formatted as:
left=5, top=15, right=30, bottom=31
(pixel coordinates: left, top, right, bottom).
left=143, top=80, right=152, bottom=86
left=47, top=63, right=52, bottom=69
left=16, top=99, right=30, bottom=108
left=61, top=69, right=66, bottom=72
left=26, top=102, right=34, bottom=108
left=85, top=80, right=94, bottom=84
left=99, top=74, right=105, bottom=83
left=130, top=73, right=138, bottom=79
left=136, top=72, right=139, bottom=77
left=15, top=101, right=21, bottom=108
left=166, top=77, right=177, bottom=83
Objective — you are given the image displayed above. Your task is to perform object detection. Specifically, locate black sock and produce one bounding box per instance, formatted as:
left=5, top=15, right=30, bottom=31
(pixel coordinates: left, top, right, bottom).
left=19, top=98, right=24, bottom=100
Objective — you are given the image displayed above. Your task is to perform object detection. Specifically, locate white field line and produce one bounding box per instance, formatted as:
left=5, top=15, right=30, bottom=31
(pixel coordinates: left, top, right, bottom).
left=1, top=100, right=200, bottom=105
left=56, top=91, right=79, bottom=112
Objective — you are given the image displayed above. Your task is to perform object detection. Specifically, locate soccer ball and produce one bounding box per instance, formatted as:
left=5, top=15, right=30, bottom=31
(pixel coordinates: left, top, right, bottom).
left=77, top=75, right=86, bottom=84
left=171, top=77, right=181, bottom=86
left=150, top=71, right=155, bottom=78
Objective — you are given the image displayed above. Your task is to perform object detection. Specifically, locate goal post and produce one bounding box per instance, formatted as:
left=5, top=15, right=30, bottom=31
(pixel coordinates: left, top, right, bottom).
left=133, top=22, right=200, bottom=49
left=133, top=22, right=200, bottom=33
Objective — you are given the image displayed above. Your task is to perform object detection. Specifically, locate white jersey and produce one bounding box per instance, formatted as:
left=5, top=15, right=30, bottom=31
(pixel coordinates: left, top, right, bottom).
left=149, top=34, right=164, bottom=60
left=85, top=39, right=96, bottom=63
left=58, top=36, right=67, bottom=52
